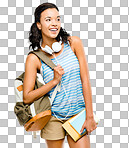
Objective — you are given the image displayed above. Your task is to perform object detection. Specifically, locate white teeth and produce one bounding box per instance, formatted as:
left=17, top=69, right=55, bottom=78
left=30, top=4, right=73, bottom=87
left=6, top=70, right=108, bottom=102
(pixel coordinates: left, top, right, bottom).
left=50, top=29, right=57, bottom=31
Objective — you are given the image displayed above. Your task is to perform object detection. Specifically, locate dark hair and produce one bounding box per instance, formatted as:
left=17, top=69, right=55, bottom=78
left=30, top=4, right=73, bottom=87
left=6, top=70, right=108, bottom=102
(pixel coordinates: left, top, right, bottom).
left=29, top=2, right=71, bottom=50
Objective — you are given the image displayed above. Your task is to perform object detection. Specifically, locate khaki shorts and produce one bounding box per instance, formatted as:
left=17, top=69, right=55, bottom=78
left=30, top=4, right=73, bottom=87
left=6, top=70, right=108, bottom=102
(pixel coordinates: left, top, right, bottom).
left=40, top=115, right=69, bottom=140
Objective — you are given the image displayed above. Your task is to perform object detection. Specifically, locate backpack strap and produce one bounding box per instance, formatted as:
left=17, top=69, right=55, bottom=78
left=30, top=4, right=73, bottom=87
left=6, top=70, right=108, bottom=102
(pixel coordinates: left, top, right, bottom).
left=28, top=49, right=56, bottom=70
left=16, top=49, right=56, bottom=82
left=29, top=49, right=62, bottom=104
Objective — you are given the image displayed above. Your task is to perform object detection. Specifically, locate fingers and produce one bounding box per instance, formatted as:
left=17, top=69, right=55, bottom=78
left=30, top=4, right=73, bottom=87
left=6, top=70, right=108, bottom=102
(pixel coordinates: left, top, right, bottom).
left=80, top=122, right=97, bottom=135
left=54, top=65, right=65, bottom=75
left=80, top=125, right=97, bottom=135
left=87, top=125, right=97, bottom=134
left=87, top=129, right=93, bottom=134
left=54, top=64, right=63, bottom=70
left=80, top=125, right=85, bottom=134
left=53, top=65, right=65, bottom=83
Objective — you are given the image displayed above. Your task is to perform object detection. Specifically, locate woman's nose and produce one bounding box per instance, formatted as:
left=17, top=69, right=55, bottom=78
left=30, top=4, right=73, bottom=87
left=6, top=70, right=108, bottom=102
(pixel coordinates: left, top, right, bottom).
left=51, top=19, right=57, bottom=26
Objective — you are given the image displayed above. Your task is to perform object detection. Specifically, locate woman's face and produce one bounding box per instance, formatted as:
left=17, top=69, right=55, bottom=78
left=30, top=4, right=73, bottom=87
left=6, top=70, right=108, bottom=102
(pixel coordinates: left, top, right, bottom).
left=37, top=8, right=61, bottom=39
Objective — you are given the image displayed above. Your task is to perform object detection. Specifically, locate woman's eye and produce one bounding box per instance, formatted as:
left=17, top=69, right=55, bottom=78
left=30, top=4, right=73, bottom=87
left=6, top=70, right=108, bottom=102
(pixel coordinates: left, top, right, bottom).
left=46, top=18, right=60, bottom=22
left=46, top=19, right=51, bottom=21
left=57, top=18, right=60, bottom=21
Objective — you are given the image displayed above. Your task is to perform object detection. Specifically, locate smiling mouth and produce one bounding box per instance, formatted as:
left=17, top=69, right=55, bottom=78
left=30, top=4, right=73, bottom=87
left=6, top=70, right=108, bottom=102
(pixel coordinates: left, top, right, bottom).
left=49, top=29, right=58, bottom=34
left=49, top=29, right=58, bottom=31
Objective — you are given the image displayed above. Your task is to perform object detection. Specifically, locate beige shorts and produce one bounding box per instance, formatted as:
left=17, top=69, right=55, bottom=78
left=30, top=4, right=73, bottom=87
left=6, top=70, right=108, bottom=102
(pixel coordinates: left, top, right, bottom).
left=40, top=115, right=69, bottom=140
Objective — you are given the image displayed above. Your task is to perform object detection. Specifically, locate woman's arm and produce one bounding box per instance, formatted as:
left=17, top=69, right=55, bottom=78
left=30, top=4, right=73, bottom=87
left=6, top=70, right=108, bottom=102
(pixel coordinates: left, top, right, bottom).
left=71, top=36, right=93, bottom=118
left=71, top=36, right=97, bottom=133
left=23, top=53, right=64, bottom=104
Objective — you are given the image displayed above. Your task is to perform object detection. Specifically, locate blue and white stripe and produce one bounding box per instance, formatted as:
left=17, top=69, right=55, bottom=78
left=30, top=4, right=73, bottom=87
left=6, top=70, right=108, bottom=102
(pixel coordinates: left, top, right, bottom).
left=40, top=42, right=85, bottom=120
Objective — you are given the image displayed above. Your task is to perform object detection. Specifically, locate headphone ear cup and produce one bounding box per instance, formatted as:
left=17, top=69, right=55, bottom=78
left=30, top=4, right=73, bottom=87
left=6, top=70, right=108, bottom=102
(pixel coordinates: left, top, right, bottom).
left=43, top=45, right=54, bottom=55
left=52, top=42, right=62, bottom=52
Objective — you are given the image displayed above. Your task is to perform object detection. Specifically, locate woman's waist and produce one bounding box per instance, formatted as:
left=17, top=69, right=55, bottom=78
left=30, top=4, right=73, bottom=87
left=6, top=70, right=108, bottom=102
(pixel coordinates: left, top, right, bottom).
left=51, top=106, right=85, bottom=120
left=51, top=100, right=85, bottom=112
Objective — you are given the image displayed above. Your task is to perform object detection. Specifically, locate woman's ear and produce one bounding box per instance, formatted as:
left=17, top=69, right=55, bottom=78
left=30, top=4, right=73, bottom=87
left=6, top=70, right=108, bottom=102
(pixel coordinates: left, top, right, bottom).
left=36, top=22, right=41, bottom=30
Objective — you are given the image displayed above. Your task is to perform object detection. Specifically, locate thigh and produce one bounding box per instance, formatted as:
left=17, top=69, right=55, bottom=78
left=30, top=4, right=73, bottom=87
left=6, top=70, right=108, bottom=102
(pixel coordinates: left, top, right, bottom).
left=45, top=139, right=65, bottom=148
left=67, top=134, right=90, bottom=148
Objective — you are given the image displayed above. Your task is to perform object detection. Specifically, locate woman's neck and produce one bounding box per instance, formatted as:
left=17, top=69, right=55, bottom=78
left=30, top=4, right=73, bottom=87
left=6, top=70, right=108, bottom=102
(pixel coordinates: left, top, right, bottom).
left=41, top=37, right=57, bottom=48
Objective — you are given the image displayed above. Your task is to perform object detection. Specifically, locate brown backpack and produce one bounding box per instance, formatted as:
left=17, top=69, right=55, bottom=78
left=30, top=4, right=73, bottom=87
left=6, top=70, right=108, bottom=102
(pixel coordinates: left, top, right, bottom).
left=14, top=49, right=56, bottom=132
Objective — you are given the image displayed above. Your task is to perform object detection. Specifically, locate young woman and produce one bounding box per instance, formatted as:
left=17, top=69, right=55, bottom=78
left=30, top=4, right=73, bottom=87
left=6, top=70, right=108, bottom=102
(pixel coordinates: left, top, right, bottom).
left=23, top=2, right=97, bottom=148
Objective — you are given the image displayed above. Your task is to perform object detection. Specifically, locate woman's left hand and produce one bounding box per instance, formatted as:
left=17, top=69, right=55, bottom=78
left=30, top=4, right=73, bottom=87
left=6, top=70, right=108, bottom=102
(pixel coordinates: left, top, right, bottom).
left=80, top=118, right=97, bottom=135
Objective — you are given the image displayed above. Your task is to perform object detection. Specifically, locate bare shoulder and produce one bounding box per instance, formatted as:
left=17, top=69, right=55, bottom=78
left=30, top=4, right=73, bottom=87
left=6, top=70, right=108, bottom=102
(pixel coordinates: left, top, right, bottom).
left=68, top=36, right=82, bottom=47
left=68, top=36, right=83, bottom=54
left=25, top=53, right=41, bottom=70
left=68, top=35, right=81, bottom=42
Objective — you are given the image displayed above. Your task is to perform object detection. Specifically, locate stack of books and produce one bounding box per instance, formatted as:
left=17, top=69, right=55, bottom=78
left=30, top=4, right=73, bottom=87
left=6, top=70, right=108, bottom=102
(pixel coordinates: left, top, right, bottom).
left=62, top=109, right=100, bottom=142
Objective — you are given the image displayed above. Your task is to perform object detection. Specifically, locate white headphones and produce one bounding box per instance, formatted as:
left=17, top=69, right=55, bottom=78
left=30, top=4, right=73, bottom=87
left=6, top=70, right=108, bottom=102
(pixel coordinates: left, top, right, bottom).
left=40, top=41, right=62, bottom=55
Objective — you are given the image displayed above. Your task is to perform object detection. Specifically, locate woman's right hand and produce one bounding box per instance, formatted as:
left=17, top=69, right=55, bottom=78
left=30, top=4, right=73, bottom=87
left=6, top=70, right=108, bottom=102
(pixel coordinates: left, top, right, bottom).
left=53, top=64, right=65, bottom=84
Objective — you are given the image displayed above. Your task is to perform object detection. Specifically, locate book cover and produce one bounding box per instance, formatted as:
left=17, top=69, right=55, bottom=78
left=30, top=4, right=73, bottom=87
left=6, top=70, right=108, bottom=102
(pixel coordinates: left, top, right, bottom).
left=62, top=109, right=100, bottom=142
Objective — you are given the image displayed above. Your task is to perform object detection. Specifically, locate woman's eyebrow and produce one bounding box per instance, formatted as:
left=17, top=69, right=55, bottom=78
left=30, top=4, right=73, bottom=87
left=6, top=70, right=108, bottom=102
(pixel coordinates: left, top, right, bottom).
left=45, top=16, right=61, bottom=19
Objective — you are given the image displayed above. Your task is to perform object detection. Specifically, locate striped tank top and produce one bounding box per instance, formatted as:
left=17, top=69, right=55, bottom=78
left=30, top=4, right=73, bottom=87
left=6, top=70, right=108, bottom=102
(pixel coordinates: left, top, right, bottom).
left=40, top=42, right=85, bottom=120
